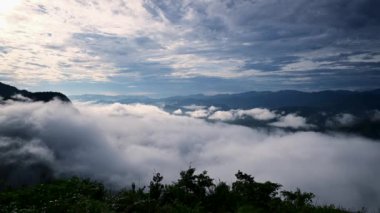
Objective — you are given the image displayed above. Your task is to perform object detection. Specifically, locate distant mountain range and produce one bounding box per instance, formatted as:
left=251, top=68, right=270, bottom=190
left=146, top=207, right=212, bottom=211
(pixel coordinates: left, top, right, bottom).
left=1, top=82, right=379, bottom=138
left=72, top=89, right=380, bottom=112
left=0, top=82, right=70, bottom=103
left=71, top=89, right=380, bottom=139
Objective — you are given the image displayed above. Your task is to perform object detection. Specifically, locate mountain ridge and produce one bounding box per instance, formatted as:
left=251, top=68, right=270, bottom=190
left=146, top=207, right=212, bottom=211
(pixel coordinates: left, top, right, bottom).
left=72, top=88, right=380, bottom=111
left=0, top=82, right=71, bottom=103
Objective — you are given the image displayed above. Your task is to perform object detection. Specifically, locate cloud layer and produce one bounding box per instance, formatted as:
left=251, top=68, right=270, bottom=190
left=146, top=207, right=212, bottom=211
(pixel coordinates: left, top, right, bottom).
left=183, top=107, right=314, bottom=129
left=1, top=101, right=379, bottom=210
left=209, top=108, right=277, bottom=121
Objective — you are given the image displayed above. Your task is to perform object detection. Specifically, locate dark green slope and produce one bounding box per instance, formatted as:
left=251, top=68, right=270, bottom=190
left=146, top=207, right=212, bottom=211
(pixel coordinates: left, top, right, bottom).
left=0, top=82, right=70, bottom=103
left=162, top=89, right=380, bottom=111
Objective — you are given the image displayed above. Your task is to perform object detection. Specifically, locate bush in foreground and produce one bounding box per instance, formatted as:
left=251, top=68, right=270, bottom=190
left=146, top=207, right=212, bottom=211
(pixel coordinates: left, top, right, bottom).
left=0, top=168, right=354, bottom=212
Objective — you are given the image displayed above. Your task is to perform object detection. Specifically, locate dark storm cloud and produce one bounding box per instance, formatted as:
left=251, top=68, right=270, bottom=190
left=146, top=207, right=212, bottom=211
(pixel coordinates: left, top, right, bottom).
left=149, top=0, right=379, bottom=40
left=132, top=0, right=380, bottom=92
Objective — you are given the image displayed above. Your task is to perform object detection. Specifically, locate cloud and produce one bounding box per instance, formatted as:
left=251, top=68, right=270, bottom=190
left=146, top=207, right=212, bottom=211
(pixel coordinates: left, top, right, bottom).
left=208, top=106, right=219, bottom=112
left=1, top=101, right=380, bottom=210
left=281, top=59, right=350, bottom=72
left=190, top=108, right=314, bottom=130
left=270, top=113, right=314, bottom=129
left=148, top=54, right=253, bottom=79
left=0, top=0, right=171, bottom=84
left=10, top=94, right=32, bottom=102
left=347, top=53, right=380, bottom=63
left=236, top=108, right=277, bottom=120
left=327, top=113, right=357, bottom=127
left=208, top=108, right=277, bottom=121
left=173, top=109, right=183, bottom=115
left=1, top=0, right=379, bottom=94
left=208, top=110, right=235, bottom=121
left=335, top=113, right=357, bottom=127
left=371, top=110, right=380, bottom=121
left=184, top=106, right=276, bottom=122
left=185, top=109, right=209, bottom=118
left=183, top=104, right=206, bottom=110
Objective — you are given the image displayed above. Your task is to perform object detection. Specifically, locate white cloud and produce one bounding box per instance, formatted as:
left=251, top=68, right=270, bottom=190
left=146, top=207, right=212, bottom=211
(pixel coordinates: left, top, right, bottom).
left=183, top=104, right=206, bottom=110
left=347, top=53, right=380, bottom=63
left=327, top=113, right=357, bottom=127
left=335, top=113, right=357, bottom=127
left=236, top=108, right=277, bottom=120
left=0, top=0, right=378, bottom=91
left=208, top=110, right=235, bottom=121
left=270, top=113, right=314, bottom=129
left=0, top=0, right=174, bottom=83
left=0, top=0, right=265, bottom=84
left=11, top=94, right=32, bottom=102
left=94, top=103, right=169, bottom=117
left=281, top=60, right=349, bottom=72
left=0, top=101, right=380, bottom=210
left=173, top=109, right=183, bottom=115
left=208, top=106, right=219, bottom=112
left=208, top=108, right=277, bottom=121
left=148, top=53, right=254, bottom=79
left=0, top=0, right=22, bottom=16
left=185, top=109, right=209, bottom=118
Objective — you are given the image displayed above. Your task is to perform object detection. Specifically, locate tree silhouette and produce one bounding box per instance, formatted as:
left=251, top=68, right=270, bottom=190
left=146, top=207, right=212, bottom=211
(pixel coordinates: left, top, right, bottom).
left=0, top=168, right=352, bottom=213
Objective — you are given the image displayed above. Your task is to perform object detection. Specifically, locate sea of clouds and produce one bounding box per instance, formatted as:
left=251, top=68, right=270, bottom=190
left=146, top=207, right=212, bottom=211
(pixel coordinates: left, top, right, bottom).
left=180, top=105, right=315, bottom=129
left=0, top=100, right=379, bottom=210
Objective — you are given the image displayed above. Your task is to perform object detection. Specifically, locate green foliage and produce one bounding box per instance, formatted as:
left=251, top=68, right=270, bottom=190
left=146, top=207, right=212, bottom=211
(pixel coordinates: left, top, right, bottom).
left=0, top=169, right=352, bottom=213
left=149, top=172, right=164, bottom=201
left=0, top=177, right=108, bottom=213
left=162, top=167, right=213, bottom=207
left=281, top=188, right=315, bottom=208
left=232, top=170, right=282, bottom=211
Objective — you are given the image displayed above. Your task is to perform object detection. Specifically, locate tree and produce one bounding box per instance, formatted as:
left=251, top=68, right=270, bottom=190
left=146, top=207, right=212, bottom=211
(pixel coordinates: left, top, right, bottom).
left=281, top=188, right=315, bottom=208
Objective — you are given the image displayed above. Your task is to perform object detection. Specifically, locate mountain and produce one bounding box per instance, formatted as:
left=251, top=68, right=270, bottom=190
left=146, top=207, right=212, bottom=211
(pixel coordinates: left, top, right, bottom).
left=72, top=89, right=380, bottom=112
left=71, top=94, right=154, bottom=104
left=163, top=90, right=380, bottom=111
left=71, top=89, right=380, bottom=139
left=0, top=82, right=70, bottom=103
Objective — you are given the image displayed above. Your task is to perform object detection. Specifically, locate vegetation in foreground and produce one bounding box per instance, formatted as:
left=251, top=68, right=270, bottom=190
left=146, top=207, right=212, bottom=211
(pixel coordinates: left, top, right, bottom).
left=0, top=168, right=355, bottom=213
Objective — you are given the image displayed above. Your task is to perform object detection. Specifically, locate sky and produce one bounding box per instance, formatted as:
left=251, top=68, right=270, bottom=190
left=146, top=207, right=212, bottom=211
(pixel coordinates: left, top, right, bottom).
left=0, top=0, right=379, bottom=97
